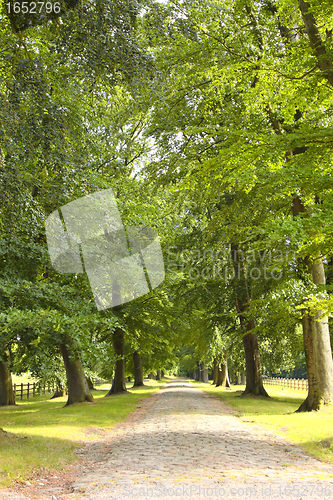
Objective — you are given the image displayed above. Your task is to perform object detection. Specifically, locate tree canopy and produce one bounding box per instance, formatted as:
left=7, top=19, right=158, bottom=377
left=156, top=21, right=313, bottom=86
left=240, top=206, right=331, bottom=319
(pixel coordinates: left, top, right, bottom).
left=1, top=0, right=333, bottom=411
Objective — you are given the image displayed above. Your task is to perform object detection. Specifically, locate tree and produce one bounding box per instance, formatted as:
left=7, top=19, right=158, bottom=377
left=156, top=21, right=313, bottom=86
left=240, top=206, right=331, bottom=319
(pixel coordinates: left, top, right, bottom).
left=0, top=359, right=15, bottom=406
left=60, top=342, right=94, bottom=405
left=0, top=0, right=154, bottom=404
left=132, top=350, right=144, bottom=387
left=294, top=0, right=333, bottom=410
left=140, top=0, right=333, bottom=409
left=106, top=326, right=128, bottom=395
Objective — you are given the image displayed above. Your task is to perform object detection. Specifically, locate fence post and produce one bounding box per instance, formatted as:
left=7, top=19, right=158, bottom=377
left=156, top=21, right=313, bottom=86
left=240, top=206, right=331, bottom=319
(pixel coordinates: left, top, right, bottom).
left=20, top=383, right=23, bottom=400
left=13, top=383, right=16, bottom=404
left=27, top=383, right=30, bottom=399
left=33, top=382, right=36, bottom=397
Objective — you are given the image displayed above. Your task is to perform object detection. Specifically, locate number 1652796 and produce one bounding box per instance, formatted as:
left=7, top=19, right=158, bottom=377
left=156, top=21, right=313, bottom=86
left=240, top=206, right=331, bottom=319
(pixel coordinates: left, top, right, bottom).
left=6, top=2, right=61, bottom=14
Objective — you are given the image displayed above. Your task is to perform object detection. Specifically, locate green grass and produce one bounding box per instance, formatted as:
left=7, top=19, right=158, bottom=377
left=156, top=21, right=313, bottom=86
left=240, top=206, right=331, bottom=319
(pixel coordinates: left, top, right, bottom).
left=193, top=380, right=333, bottom=464
left=0, top=379, right=165, bottom=486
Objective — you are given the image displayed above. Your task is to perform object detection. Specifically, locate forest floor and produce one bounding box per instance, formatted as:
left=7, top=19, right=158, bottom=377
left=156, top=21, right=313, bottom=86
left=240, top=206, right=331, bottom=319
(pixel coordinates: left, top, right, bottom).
left=1, top=379, right=333, bottom=500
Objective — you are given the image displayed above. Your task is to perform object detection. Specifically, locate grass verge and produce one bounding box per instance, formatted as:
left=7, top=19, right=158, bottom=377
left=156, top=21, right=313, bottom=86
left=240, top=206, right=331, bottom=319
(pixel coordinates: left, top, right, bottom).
left=193, top=380, right=333, bottom=463
left=0, top=378, right=165, bottom=487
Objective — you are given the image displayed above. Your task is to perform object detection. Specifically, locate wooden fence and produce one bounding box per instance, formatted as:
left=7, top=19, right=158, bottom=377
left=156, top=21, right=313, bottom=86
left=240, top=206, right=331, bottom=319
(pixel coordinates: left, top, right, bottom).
left=264, top=377, right=308, bottom=391
left=12, top=382, right=55, bottom=404
left=12, top=379, right=107, bottom=403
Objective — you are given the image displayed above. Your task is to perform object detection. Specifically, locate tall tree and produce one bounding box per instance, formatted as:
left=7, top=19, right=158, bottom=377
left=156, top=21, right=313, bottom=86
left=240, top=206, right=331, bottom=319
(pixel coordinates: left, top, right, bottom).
left=0, top=0, right=154, bottom=404
left=140, top=0, right=333, bottom=409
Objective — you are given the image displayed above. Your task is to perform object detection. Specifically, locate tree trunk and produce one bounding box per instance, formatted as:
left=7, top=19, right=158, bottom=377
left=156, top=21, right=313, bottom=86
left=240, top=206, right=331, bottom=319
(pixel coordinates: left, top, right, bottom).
left=87, top=377, right=96, bottom=391
left=213, top=358, right=217, bottom=384
left=202, top=367, right=209, bottom=383
left=241, top=321, right=268, bottom=396
left=297, top=258, right=333, bottom=411
left=196, top=361, right=201, bottom=381
left=215, top=355, right=231, bottom=388
left=231, top=243, right=268, bottom=397
left=215, top=358, right=227, bottom=387
left=106, top=327, right=127, bottom=395
left=51, top=377, right=67, bottom=399
left=51, top=389, right=67, bottom=399
left=298, top=0, right=333, bottom=88
left=132, top=350, right=144, bottom=387
left=0, top=360, right=15, bottom=406
left=225, top=365, right=231, bottom=388
left=156, top=369, right=161, bottom=381
left=237, top=308, right=268, bottom=396
left=59, top=343, right=94, bottom=405
left=291, top=196, right=333, bottom=411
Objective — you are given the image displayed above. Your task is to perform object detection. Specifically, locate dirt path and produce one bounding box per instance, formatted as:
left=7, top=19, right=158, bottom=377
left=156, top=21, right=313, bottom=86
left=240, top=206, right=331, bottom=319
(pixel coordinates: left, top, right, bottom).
left=1, top=379, right=333, bottom=500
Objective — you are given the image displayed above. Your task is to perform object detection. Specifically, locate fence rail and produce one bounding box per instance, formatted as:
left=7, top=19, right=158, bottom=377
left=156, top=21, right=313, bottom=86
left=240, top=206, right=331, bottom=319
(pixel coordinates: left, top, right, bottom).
left=12, top=382, right=55, bottom=404
left=264, top=377, right=308, bottom=391
left=12, top=378, right=107, bottom=403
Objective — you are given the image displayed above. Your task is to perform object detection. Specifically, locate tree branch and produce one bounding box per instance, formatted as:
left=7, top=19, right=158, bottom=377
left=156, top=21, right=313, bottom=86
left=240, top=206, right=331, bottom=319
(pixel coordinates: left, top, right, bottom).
left=298, top=0, right=333, bottom=88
